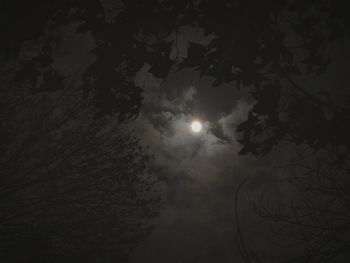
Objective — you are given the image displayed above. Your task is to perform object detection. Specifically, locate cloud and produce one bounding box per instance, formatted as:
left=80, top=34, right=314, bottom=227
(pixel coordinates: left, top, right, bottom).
left=183, top=85, right=197, bottom=101
left=129, top=68, right=275, bottom=262
left=218, top=98, right=252, bottom=140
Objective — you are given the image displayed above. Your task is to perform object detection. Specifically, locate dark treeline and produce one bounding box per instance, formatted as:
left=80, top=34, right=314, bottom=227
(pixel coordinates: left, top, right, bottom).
left=0, top=1, right=162, bottom=262
left=1, top=0, right=350, bottom=262
left=0, top=79, right=160, bottom=262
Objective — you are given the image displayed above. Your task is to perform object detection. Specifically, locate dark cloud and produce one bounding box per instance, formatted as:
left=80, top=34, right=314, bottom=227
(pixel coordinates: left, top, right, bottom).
left=130, top=67, right=278, bottom=263
left=17, top=21, right=296, bottom=261
left=163, top=69, right=252, bottom=121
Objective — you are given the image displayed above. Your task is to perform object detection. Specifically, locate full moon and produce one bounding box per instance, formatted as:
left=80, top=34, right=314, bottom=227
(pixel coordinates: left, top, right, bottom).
left=191, top=121, right=202, bottom=133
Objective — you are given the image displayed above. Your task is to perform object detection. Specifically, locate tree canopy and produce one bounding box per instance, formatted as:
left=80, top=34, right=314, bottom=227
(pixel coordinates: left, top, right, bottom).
left=0, top=77, right=160, bottom=262
left=2, top=0, right=349, bottom=150
left=2, top=1, right=350, bottom=262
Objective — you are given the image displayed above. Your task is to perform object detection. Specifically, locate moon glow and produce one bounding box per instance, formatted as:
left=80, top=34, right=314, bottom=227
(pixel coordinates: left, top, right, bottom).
left=191, top=121, right=202, bottom=133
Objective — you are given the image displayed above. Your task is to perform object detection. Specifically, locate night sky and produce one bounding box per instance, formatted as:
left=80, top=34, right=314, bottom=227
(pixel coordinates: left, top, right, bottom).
left=130, top=55, right=350, bottom=262
left=1, top=1, right=350, bottom=263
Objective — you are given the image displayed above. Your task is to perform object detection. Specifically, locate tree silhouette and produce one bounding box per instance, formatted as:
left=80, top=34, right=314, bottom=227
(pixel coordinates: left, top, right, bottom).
left=2, top=0, right=350, bottom=262
left=0, top=75, right=160, bottom=262
left=247, top=146, right=350, bottom=262
left=3, top=0, right=349, bottom=125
